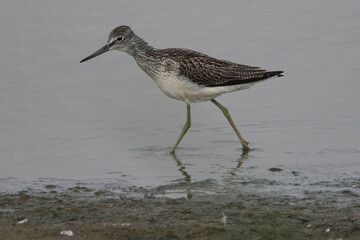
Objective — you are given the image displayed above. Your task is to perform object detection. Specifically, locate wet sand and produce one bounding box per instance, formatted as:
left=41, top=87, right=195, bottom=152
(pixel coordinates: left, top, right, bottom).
left=1, top=186, right=359, bottom=240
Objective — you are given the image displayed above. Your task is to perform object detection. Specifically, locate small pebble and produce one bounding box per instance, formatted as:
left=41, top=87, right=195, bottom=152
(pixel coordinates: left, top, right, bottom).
left=268, top=167, right=283, bottom=172
left=17, top=218, right=28, bottom=224
left=325, top=228, right=331, bottom=233
left=221, top=213, right=227, bottom=225
left=60, top=230, right=74, bottom=236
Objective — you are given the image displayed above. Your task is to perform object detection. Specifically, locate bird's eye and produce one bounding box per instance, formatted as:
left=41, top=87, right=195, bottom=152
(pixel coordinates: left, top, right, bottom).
left=117, top=37, right=124, bottom=41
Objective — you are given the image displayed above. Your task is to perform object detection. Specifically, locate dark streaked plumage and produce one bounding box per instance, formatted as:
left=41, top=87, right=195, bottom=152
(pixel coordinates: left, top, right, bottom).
left=163, top=48, right=281, bottom=87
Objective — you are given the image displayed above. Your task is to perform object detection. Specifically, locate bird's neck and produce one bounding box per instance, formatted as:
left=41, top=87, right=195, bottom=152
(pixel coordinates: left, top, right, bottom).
left=126, top=34, right=161, bottom=79
left=127, top=34, right=157, bottom=60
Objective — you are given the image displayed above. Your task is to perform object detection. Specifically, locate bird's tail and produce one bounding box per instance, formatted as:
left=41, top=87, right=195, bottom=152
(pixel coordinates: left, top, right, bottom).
left=236, top=70, right=284, bottom=84
left=263, top=71, right=284, bottom=79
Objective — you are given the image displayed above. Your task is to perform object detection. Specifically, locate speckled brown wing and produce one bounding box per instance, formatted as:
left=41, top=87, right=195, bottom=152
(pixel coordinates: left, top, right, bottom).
left=164, top=48, right=267, bottom=87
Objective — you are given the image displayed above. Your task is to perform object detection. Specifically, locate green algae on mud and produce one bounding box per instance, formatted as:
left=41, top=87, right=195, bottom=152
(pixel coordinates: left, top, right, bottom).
left=0, top=187, right=359, bottom=240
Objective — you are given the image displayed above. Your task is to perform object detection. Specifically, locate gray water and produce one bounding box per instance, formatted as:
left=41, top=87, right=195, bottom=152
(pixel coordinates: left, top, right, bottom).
left=1, top=1, right=359, bottom=200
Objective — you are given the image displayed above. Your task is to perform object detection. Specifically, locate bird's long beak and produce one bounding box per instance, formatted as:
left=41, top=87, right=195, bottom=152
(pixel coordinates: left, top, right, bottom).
left=80, top=44, right=110, bottom=63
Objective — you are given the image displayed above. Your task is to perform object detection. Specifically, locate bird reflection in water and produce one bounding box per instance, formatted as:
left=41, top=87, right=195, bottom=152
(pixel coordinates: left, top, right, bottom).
left=171, top=153, right=191, bottom=182
left=170, top=147, right=249, bottom=196
left=230, top=147, right=249, bottom=175
left=171, top=153, right=192, bottom=199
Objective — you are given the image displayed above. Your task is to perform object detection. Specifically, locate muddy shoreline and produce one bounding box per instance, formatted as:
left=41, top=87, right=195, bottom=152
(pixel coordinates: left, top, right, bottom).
left=0, top=185, right=359, bottom=240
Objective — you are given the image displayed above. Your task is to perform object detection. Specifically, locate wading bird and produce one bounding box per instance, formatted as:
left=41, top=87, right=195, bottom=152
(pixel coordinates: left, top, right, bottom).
left=80, top=26, right=283, bottom=154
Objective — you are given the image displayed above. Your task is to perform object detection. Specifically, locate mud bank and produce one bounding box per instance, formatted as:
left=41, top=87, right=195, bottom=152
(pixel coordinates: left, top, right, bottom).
left=0, top=185, right=359, bottom=240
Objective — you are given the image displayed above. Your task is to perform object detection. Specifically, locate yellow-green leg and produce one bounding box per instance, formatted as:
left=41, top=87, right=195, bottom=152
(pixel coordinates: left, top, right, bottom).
left=170, top=104, right=191, bottom=154
left=211, top=99, right=250, bottom=150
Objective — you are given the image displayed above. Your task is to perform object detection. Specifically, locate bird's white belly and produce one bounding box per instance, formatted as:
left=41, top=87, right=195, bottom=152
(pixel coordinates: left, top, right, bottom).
left=152, top=73, right=255, bottom=104
left=153, top=74, right=188, bottom=102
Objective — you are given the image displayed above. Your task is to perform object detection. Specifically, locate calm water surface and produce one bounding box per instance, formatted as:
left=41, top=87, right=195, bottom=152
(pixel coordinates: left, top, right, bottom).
left=0, top=1, right=359, bottom=200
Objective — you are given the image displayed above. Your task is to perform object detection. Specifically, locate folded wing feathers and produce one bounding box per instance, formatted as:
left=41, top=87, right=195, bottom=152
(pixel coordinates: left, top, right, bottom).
left=178, top=55, right=266, bottom=86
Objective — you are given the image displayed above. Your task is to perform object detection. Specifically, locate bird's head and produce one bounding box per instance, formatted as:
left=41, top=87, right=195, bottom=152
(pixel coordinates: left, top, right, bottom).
left=80, top=25, right=134, bottom=63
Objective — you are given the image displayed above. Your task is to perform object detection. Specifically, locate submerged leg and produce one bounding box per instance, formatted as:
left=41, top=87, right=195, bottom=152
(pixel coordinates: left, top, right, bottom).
left=170, top=104, right=191, bottom=154
left=211, top=99, right=250, bottom=150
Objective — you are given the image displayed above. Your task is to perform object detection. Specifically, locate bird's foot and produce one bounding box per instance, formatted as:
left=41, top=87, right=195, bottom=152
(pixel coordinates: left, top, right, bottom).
left=242, top=141, right=250, bottom=151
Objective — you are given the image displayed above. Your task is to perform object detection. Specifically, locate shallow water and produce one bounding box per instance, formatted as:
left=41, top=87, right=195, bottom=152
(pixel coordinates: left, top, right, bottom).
left=1, top=0, right=359, bottom=203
